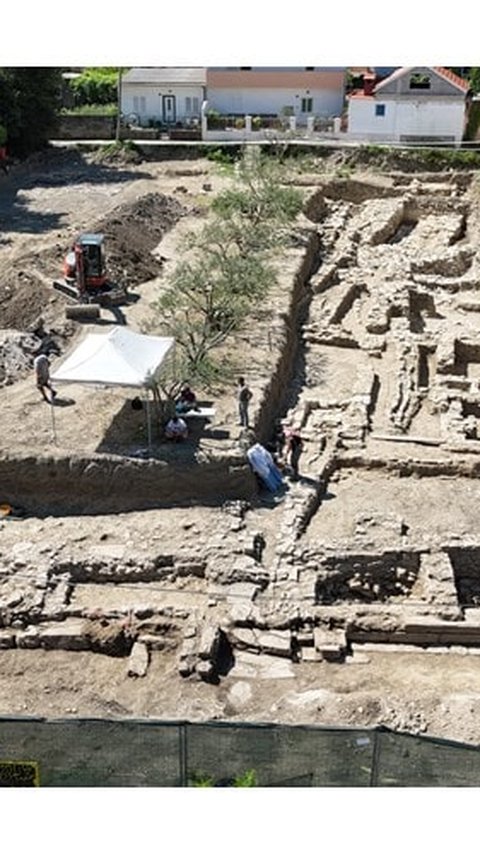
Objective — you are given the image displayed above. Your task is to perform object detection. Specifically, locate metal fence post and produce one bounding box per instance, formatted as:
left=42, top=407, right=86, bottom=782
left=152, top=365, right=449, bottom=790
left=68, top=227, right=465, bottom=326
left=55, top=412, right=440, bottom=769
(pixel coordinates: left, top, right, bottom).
left=179, top=721, right=188, bottom=787
left=369, top=728, right=382, bottom=786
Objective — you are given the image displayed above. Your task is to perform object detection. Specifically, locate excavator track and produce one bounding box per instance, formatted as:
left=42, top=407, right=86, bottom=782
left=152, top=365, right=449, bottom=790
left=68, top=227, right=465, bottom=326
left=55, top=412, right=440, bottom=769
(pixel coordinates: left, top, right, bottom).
left=53, top=279, right=128, bottom=307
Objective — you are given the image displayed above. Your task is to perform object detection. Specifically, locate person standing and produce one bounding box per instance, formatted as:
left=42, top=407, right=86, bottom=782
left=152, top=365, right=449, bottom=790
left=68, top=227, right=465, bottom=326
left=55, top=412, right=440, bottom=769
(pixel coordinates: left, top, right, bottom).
left=284, top=428, right=303, bottom=480
left=237, top=377, right=252, bottom=428
left=33, top=353, right=57, bottom=403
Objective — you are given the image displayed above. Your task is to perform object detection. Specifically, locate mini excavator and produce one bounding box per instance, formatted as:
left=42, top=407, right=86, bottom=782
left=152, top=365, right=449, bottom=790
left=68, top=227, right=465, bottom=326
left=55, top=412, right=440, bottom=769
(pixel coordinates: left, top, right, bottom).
left=54, top=233, right=128, bottom=319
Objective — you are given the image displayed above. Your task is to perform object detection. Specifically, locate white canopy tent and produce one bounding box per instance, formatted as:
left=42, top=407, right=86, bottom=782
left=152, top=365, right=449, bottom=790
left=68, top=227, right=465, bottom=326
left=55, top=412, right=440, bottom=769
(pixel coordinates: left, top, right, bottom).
left=50, top=327, right=175, bottom=447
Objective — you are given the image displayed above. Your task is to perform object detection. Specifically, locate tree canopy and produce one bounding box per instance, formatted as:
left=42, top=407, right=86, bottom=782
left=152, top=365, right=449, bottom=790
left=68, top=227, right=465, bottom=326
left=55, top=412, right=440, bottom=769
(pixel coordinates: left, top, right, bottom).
left=69, top=68, right=119, bottom=106
left=0, top=68, right=62, bottom=156
left=149, top=149, right=304, bottom=389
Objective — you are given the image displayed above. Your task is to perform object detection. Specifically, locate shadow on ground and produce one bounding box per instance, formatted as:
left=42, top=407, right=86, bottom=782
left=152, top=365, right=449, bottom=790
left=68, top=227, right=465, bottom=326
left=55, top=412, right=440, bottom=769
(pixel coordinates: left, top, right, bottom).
left=96, top=399, right=226, bottom=460
left=0, top=150, right=153, bottom=236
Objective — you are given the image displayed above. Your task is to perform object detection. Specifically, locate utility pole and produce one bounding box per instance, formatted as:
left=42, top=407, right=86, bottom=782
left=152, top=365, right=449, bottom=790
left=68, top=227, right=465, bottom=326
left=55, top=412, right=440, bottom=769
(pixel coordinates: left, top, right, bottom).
left=115, top=68, right=122, bottom=142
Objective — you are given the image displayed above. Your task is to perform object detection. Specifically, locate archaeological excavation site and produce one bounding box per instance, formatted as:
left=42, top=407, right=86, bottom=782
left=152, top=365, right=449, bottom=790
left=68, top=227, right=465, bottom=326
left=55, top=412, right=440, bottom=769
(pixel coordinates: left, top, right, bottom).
left=3, top=144, right=480, bottom=762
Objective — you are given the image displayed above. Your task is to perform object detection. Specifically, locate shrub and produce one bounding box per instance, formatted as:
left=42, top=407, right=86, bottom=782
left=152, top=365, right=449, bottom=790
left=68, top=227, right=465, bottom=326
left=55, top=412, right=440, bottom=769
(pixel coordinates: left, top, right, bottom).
left=465, top=101, right=480, bottom=141
left=60, top=103, right=117, bottom=116
left=70, top=68, right=119, bottom=106
left=206, top=109, right=221, bottom=129
left=205, top=147, right=238, bottom=165
left=0, top=68, right=62, bottom=156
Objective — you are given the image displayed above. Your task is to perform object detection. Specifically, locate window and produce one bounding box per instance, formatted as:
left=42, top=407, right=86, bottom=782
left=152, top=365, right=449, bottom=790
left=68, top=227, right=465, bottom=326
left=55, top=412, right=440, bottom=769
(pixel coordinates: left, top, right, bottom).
left=301, top=97, right=313, bottom=113
left=409, top=73, right=431, bottom=90
left=375, top=103, right=386, bottom=117
left=239, top=67, right=252, bottom=70
left=133, top=96, right=146, bottom=114
left=185, top=97, right=200, bottom=116
left=305, top=67, right=314, bottom=71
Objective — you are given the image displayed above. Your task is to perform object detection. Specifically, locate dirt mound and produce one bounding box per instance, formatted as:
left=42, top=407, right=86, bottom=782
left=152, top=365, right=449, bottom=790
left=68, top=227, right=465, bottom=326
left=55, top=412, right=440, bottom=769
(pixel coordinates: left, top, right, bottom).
left=0, top=267, right=52, bottom=331
left=95, top=192, right=186, bottom=287
left=0, top=330, right=39, bottom=385
left=88, top=142, right=144, bottom=166
left=0, top=192, right=185, bottom=333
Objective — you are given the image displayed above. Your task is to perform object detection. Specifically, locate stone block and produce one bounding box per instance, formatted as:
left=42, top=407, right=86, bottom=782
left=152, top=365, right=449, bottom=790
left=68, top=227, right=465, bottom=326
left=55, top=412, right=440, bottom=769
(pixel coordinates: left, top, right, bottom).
left=179, top=637, right=197, bottom=659
left=229, top=627, right=259, bottom=651
left=295, top=630, right=314, bottom=647
left=196, top=659, right=215, bottom=681
left=313, top=627, right=347, bottom=661
left=178, top=660, right=194, bottom=677
left=0, top=630, right=16, bottom=649
left=39, top=620, right=90, bottom=651
left=138, top=633, right=167, bottom=651
left=198, top=625, right=221, bottom=661
left=301, top=646, right=321, bottom=662
left=16, top=627, right=41, bottom=649
left=257, top=630, right=292, bottom=658
left=127, top=641, right=149, bottom=677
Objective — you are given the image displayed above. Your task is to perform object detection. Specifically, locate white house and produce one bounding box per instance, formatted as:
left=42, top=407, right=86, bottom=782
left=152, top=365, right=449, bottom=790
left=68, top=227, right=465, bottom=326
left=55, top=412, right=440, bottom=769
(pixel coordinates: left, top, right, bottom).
left=206, top=67, right=345, bottom=124
left=348, top=67, right=470, bottom=144
left=121, top=68, right=206, bottom=125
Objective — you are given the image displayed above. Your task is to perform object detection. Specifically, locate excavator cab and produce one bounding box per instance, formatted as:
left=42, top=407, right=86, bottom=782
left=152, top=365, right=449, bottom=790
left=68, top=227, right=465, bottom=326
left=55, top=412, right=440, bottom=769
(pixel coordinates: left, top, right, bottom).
left=55, top=232, right=127, bottom=319
left=63, top=233, right=108, bottom=293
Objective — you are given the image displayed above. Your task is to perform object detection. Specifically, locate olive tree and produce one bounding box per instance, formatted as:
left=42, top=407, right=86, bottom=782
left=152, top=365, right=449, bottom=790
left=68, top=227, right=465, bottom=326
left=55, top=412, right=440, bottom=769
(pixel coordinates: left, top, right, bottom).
left=149, top=149, right=303, bottom=387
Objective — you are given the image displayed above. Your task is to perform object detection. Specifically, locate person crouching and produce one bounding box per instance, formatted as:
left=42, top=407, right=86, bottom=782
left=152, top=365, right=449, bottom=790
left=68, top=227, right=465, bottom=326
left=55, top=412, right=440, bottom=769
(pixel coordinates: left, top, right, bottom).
left=165, top=414, right=188, bottom=442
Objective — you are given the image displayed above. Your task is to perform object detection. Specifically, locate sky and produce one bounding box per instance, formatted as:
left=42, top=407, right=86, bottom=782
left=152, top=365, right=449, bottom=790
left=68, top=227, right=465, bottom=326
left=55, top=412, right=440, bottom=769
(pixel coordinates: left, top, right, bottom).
left=2, top=0, right=479, bottom=67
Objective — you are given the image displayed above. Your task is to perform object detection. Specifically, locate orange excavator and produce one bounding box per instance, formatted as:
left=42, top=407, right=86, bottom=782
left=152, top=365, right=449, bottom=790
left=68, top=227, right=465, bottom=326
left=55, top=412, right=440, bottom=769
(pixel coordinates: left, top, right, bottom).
left=54, top=233, right=128, bottom=318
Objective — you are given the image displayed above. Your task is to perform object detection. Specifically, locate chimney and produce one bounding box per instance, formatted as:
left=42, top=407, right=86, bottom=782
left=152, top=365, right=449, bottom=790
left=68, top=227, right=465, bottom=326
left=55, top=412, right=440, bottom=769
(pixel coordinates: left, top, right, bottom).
left=363, top=72, right=376, bottom=96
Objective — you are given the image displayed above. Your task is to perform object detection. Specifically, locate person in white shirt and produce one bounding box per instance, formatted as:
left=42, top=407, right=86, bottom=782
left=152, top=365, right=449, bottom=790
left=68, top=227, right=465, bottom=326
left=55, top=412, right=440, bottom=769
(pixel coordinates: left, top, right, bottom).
left=165, top=414, right=188, bottom=442
left=33, top=353, right=57, bottom=404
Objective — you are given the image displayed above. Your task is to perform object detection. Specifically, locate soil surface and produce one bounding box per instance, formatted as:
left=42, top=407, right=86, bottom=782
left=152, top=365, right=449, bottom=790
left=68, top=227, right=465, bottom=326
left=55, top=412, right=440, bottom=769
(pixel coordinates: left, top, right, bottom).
left=2, top=147, right=480, bottom=753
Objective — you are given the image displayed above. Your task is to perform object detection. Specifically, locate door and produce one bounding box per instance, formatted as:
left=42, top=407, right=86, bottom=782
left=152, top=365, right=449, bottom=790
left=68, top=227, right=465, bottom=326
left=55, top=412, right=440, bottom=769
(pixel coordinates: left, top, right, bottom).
left=162, top=95, right=176, bottom=124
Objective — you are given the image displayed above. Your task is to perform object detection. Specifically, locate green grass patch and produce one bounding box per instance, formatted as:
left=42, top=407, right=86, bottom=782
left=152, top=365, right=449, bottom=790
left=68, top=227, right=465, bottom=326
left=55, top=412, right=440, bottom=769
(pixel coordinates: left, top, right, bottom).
left=61, top=103, right=118, bottom=116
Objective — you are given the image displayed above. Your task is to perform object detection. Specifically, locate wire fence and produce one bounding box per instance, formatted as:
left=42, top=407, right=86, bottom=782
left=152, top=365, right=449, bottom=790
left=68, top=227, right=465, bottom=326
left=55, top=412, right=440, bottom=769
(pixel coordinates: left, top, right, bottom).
left=1, top=716, right=480, bottom=786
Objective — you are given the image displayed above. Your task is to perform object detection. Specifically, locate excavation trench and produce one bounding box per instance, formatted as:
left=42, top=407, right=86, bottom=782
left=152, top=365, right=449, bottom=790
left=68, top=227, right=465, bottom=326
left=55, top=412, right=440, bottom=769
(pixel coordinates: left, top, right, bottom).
left=0, top=452, right=255, bottom=516
left=0, top=233, right=323, bottom=516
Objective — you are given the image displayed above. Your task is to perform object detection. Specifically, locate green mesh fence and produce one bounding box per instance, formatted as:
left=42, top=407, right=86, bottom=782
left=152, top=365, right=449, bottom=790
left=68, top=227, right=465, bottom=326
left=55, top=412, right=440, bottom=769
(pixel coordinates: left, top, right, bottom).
left=185, top=723, right=374, bottom=786
left=374, top=729, right=480, bottom=787
left=0, top=717, right=479, bottom=786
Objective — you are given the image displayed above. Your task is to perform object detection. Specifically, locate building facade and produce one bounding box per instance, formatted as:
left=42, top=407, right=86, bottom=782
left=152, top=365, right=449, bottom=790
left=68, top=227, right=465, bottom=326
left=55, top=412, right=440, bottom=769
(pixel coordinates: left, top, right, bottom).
left=348, top=67, right=470, bottom=144
left=121, top=68, right=206, bottom=125
left=206, top=67, right=345, bottom=124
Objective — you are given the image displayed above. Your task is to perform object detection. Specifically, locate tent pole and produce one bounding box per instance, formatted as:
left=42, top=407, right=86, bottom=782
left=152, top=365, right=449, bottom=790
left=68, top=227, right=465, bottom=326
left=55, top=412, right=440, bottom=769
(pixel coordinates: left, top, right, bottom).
left=50, top=400, right=57, bottom=446
left=146, top=392, right=152, bottom=451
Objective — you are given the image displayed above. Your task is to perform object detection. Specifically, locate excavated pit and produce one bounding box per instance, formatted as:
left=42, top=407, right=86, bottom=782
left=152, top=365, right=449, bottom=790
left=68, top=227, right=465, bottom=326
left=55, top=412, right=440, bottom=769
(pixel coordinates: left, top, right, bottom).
left=315, top=552, right=422, bottom=605
left=447, top=548, right=480, bottom=607
left=4, top=160, right=480, bottom=738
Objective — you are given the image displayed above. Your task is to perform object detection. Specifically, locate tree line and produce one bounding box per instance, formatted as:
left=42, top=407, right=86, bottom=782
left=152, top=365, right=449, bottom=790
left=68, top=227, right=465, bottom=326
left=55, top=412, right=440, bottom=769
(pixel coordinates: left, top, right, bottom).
left=0, top=67, right=119, bottom=157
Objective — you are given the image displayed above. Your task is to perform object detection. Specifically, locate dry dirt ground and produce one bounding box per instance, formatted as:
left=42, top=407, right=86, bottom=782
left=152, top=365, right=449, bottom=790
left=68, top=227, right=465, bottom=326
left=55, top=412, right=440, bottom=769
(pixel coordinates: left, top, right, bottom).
left=3, top=147, right=480, bottom=751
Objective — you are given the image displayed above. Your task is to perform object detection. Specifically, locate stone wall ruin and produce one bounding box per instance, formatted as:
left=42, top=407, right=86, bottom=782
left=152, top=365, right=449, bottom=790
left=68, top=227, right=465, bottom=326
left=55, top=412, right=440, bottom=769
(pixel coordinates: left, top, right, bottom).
left=4, top=166, right=480, bottom=682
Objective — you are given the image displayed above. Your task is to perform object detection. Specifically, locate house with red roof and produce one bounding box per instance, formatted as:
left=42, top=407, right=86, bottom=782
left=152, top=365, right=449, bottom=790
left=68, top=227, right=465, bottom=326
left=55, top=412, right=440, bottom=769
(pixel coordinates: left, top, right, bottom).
left=348, top=67, right=471, bottom=144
